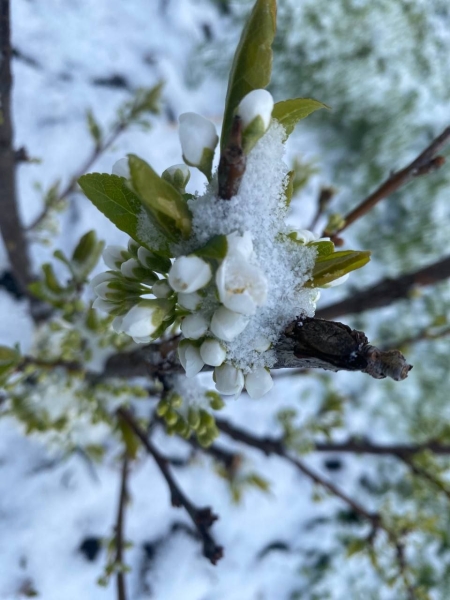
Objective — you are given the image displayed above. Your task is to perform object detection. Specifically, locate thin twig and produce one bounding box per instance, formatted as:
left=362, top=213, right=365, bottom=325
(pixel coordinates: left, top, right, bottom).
left=309, top=186, right=336, bottom=232
left=115, top=453, right=129, bottom=600
left=324, top=126, right=450, bottom=239
left=117, top=407, right=223, bottom=565
left=316, top=255, right=450, bottom=320
left=215, top=417, right=417, bottom=596
left=25, top=123, right=126, bottom=232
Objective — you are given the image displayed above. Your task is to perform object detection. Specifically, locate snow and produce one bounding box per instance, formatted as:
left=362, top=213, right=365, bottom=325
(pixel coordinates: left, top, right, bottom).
left=2, top=0, right=448, bottom=598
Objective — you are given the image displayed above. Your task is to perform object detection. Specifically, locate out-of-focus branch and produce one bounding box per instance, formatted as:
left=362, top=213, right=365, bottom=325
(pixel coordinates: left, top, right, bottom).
left=25, top=123, right=127, bottom=232
left=115, top=453, right=129, bottom=600
left=0, top=0, right=33, bottom=296
left=324, top=126, right=450, bottom=240
left=309, top=186, right=336, bottom=232
left=117, top=407, right=223, bottom=565
left=316, top=255, right=450, bottom=320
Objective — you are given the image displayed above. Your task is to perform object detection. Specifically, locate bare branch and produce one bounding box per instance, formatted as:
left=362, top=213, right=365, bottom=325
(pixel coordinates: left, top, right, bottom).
left=324, top=126, right=450, bottom=239
left=115, top=453, right=129, bottom=600
left=117, top=407, right=223, bottom=565
left=308, top=186, right=336, bottom=232
left=25, top=123, right=127, bottom=232
left=0, top=0, right=33, bottom=295
left=316, top=255, right=450, bottom=320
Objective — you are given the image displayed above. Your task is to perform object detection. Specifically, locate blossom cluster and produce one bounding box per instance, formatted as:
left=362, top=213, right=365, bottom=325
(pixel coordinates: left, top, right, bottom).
left=91, top=88, right=352, bottom=401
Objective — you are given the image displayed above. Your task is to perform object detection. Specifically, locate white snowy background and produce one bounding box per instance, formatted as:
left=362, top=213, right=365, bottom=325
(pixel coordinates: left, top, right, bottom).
left=1, top=1, right=449, bottom=599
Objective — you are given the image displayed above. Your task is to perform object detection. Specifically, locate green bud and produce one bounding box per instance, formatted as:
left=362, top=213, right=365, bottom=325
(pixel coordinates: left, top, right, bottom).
left=162, top=164, right=191, bottom=193
left=165, top=408, right=179, bottom=426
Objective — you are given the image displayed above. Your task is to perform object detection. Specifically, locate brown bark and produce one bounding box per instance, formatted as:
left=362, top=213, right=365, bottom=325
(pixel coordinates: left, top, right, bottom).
left=0, top=0, right=33, bottom=294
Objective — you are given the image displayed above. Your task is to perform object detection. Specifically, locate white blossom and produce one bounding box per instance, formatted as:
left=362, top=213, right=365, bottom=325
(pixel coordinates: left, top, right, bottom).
left=245, top=368, right=274, bottom=399
left=181, top=313, right=209, bottom=340
left=210, top=306, right=248, bottom=341
left=214, top=363, right=245, bottom=396
left=102, top=245, right=128, bottom=270
left=177, top=291, right=201, bottom=311
left=237, top=89, right=274, bottom=130
left=252, top=335, right=271, bottom=353
left=168, top=256, right=211, bottom=293
left=178, top=342, right=205, bottom=378
left=90, top=272, right=115, bottom=290
left=112, top=157, right=131, bottom=179
left=112, top=316, right=124, bottom=333
left=178, top=112, right=218, bottom=166
left=92, top=297, right=119, bottom=314
left=200, top=339, right=227, bottom=367
left=120, top=301, right=170, bottom=343
left=216, top=232, right=267, bottom=315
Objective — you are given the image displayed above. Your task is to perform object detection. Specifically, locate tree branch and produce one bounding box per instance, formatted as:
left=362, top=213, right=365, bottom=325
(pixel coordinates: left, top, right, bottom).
left=115, top=453, right=129, bottom=600
left=0, top=0, right=33, bottom=295
left=324, top=126, right=450, bottom=239
left=117, top=407, right=223, bottom=565
left=25, top=123, right=127, bottom=232
left=316, top=255, right=450, bottom=320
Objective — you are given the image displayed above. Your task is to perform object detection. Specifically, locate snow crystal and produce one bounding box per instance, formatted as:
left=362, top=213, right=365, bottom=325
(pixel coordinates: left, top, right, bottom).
left=137, top=206, right=170, bottom=252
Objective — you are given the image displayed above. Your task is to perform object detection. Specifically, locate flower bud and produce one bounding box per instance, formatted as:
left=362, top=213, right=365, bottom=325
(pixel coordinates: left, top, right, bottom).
left=214, top=363, right=244, bottom=396
left=152, top=280, right=172, bottom=298
left=237, top=89, right=274, bottom=154
left=120, top=300, right=174, bottom=343
left=161, top=163, right=191, bottom=192
left=178, top=340, right=205, bottom=378
left=245, top=368, right=274, bottom=399
left=112, top=157, right=131, bottom=179
left=137, top=247, right=172, bottom=274
left=102, top=245, right=129, bottom=270
left=321, top=273, right=350, bottom=288
left=181, top=313, right=209, bottom=340
left=168, top=256, right=212, bottom=293
left=177, top=291, right=202, bottom=311
left=253, top=335, right=271, bottom=353
left=178, top=112, right=218, bottom=181
left=120, top=258, right=157, bottom=285
left=200, top=339, right=227, bottom=366
left=210, top=307, right=248, bottom=341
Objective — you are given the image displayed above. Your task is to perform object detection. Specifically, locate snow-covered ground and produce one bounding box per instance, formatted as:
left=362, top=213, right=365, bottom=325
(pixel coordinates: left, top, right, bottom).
left=1, top=1, right=446, bottom=599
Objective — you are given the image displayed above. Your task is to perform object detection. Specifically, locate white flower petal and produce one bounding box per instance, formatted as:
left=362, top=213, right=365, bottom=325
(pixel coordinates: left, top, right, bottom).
left=179, top=112, right=218, bottom=166
left=200, top=339, right=227, bottom=367
left=112, top=157, right=131, bottom=179
left=168, top=256, right=211, bottom=293
left=214, top=364, right=244, bottom=396
left=90, top=272, right=115, bottom=290
left=216, top=255, right=267, bottom=316
left=178, top=342, right=205, bottom=378
left=226, top=231, right=253, bottom=260
left=245, top=368, right=274, bottom=399
left=210, top=307, right=248, bottom=342
left=177, top=291, right=201, bottom=311
left=112, top=316, right=124, bottom=333
left=291, top=229, right=317, bottom=244
left=253, top=335, right=271, bottom=353
left=237, top=89, right=274, bottom=130
left=121, top=258, right=141, bottom=279
left=92, top=297, right=117, bottom=314
left=181, top=313, right=209, bottom=340
left=102, top=245, right=128, bottom=270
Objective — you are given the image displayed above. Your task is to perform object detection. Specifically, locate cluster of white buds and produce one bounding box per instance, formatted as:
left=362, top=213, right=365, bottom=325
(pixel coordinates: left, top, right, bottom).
left=167, top=231, right=274, bottom=399
left=91, top=241, right=175, bottom=344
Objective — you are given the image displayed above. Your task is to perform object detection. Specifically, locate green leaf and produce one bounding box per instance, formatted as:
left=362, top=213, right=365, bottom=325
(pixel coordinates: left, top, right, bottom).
left=71, top=230, right=105, bottom=280
left=128, top=154, right=192, bottom=241
left=42, top=263, right=66, bottom=295
left=78, top=173, right=152, bottom=249
left=194, top=235, right=228, bottom=260
left=0, top=345, right=21, bottom=377
left=221, top=0, right=277, bottom=151
left=86, top=109, right=102, bottom=147
left=117, top=419, right=140, bottom=460
left=284, top=170, right=295, bottom=207
left=346, top=538, right=367, bottom=558
left=308, top=240, right=335, bottom=258
left=272, top=98, right=328, bottom=137
left=306, top=250, right=371, bottom=288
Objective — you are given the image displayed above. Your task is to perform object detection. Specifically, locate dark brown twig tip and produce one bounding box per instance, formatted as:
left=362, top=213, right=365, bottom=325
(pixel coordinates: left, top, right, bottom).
left=196, top=507, right=219, bottom=528
left=218, top=115, right=247, bottom=200
left=362, top=346, right=413, bottom=381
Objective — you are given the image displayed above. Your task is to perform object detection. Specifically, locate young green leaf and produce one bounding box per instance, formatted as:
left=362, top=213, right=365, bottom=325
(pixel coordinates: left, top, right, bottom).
left=78, top=173, right=152, bottom=249
left=272, top=98, right=328, bottom=137
left=128, top=154, right=192, bottom=241
left=86, top=109, right=102, bottom=147
left=308, top=240, right=335, bottom=258
left=221, top=0, right=277, bottom=150
left=305, top=250, right=371, bottom=288
left=284, top=170, right=295, bottom=207
left=0, top=345, right=21, bottom=377
left=194, top=235, right=228, bottom=260
left=71, top=230, right=105, bottom=281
